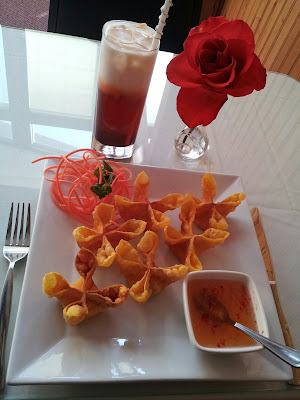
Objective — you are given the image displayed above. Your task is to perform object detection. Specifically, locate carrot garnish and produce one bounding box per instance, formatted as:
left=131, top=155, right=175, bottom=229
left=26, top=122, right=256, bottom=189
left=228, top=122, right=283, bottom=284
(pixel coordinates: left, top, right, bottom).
left=32, top=149, right=132, bottom=227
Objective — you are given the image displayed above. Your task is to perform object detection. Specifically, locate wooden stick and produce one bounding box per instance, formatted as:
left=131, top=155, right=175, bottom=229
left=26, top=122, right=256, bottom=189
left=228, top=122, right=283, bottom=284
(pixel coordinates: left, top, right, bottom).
left=251, top=207, right=300, bottom=385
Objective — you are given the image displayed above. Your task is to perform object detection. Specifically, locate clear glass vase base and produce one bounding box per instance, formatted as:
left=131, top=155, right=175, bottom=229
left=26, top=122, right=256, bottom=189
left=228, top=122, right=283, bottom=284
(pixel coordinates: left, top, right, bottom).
left=174, top=126, right=209, bottom=160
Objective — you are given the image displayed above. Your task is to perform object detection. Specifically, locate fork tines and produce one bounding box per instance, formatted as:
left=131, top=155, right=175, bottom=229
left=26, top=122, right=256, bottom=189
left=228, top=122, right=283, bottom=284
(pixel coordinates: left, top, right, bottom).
left=5, top=203, right=31, bottom=246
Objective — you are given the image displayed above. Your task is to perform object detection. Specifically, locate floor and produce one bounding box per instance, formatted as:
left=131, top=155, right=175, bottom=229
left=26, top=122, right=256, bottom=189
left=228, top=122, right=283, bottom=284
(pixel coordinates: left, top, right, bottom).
left=0, top=0, right=49, bottom=31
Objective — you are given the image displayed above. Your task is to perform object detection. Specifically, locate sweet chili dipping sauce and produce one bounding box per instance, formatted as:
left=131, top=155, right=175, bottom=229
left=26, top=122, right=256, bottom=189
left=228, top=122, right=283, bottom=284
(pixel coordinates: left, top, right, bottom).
left=188, top=279, right=258, bottom=348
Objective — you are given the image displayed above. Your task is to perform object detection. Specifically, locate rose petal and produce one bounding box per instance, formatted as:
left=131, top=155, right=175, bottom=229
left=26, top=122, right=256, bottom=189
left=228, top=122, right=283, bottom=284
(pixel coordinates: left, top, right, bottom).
left=184, top=33, right=226, bottom=71
left=227, top=39, right=254, bottom=75
left=190, top=17, right=229, bottom=35
left=166, top=53, right=202, bottom=89
left=199, top=48, right=216, bottom=64
left=203, top=59, right=236, bottom=87
left=216, top=47, right=231, bottom=69
left=201, top=53, right=234, bottom=75
left=177, top=86, right=228, bottom=127
left=184, top=32, right=212, bottom=70
left=214, top=19, right=255, bottom=52
left=225, top=54, right=267, bottom=96
left=200, top=62, right=216, bottom=75
left=199, top=49, right=218, bottom=74
left=203, top=39, right=226, bottom=52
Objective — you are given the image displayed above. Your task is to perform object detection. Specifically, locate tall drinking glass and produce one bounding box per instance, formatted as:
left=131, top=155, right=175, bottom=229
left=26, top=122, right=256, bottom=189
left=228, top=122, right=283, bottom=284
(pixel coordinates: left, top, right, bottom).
left=92, top=21, right=159, bottom=159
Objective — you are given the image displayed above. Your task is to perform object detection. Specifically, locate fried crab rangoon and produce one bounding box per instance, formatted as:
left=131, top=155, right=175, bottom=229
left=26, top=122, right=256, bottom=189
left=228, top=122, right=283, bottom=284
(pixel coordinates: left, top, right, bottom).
left=43, top=248, right=129, bottom=326
left=115, top=171, right=184, bottom=232
left=190, top=173, right=245, bottom=230
left=73, top=203, right=146, bottom=267
left=164, top=196, right=230, bottom=271
left=115, top=231, right=188, bottom=303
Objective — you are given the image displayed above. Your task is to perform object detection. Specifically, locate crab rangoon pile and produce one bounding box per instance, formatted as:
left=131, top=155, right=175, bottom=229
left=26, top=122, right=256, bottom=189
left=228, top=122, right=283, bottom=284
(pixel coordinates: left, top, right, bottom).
left=43, top=170, right=245, bottom=325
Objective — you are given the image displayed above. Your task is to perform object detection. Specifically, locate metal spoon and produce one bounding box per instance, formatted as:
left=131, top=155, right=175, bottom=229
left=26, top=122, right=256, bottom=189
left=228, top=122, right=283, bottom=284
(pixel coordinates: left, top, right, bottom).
left=194, top=292, right=300, bottom=368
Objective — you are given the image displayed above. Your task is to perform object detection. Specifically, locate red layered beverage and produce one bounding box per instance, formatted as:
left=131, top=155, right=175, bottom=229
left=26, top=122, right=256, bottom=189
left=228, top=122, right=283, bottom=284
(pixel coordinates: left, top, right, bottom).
left=93, top=21, right=159, bottom=158
left=95, top=83, right=146, bottom=147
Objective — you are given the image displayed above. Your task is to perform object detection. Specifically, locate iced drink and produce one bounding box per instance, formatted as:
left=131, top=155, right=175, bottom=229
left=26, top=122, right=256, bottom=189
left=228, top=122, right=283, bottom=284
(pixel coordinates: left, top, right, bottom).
left=92, top=21, right=159, bottom=158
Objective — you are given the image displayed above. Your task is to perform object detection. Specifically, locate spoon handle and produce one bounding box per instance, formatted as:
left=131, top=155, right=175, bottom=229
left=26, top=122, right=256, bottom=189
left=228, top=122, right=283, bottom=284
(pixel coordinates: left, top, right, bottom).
left=234, top=322, right=300, bottom=368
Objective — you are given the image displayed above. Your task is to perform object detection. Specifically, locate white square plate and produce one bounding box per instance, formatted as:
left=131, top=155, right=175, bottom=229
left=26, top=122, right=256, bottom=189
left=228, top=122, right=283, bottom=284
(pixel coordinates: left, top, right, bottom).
left=7, top=162, right=292, bottom=384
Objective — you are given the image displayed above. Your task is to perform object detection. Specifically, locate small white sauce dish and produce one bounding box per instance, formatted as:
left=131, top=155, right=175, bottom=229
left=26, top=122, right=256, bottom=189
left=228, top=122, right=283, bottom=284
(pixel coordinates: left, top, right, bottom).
left=182, top=270, right=269, bottom=354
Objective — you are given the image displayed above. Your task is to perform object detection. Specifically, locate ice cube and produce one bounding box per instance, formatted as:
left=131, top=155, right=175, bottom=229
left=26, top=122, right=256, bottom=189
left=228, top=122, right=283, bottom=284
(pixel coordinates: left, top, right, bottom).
left=133, top=28, right=153, bottom=50
left=106, top=23, right=153, bottom=51
left=113, top=53, right=127, bottom=73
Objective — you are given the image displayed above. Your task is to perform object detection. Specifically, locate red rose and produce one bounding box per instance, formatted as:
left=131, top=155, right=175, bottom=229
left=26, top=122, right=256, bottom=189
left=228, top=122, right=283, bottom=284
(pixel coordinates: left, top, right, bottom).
left=166, top=17, right=266, bottom=127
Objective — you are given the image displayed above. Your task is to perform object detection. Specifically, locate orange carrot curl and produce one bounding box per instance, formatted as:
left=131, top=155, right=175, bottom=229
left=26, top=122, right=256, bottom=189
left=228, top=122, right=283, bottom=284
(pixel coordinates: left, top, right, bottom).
left=32, top=149, right=132, bottom=227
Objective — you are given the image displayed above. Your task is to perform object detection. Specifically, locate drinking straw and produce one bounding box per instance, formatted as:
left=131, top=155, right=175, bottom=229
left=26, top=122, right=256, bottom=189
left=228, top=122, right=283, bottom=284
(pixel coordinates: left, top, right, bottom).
left=151, top=0, right=173, bottom=50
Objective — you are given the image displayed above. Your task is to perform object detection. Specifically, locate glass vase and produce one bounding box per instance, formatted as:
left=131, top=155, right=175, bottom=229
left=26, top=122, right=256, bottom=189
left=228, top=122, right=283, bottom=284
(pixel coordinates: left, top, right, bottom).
left=174, top=125, right=209, bottom=160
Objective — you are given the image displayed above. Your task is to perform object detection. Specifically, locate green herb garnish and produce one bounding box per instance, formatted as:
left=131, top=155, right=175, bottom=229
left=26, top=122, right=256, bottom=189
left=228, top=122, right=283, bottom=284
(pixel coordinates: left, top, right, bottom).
left=93, top=167, right=100, bottom=181
left=90, top=161, right=115, bottom=200
left=90, top=182, right=113, bottom=199
left=102, top=160, right=113, bottom=173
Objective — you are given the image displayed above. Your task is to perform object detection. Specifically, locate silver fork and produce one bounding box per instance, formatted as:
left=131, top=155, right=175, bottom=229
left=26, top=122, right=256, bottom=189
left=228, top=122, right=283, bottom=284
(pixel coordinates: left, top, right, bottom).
left=0, top=203, right=30, bottom=389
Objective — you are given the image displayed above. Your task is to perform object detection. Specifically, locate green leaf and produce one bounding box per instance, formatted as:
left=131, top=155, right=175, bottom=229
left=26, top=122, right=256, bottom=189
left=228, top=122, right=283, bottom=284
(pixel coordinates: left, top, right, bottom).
left=105, top=185, right=112, bottom=195
left=91, top=183, right=108, bottom=199
left=102, top=160, right=113, bottom=173
left=93, top=167, right=100, bottom=183
left=105, top=173, right=114, bottom=185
